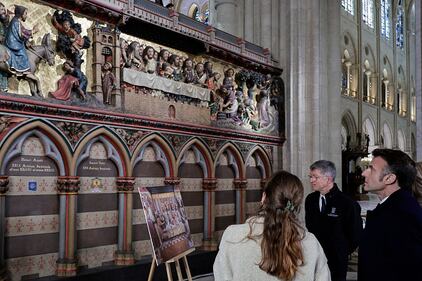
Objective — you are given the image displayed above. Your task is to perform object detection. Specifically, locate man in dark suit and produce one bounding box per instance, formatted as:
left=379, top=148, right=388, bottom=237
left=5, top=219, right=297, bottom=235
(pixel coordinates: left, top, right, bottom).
left=305, top=160, right=362, bottom=281
left=359, top=149, right=422, bottom=281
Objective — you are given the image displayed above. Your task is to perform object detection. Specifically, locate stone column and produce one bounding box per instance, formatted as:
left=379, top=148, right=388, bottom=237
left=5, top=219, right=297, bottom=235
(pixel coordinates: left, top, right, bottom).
left=214, top=0, right=238, bottom=36
left=115, top=177, right=135, bottom=265
left=201, top=178, right=217, bottom=250
left=283, top=0, right=342, bottom=189
left=56, top=176, right=80, bottom=277
left=0, top=176, right=9, bottom=281
left=416, top=0, right=422, bottom=161
left=233, top=179, right=247, bottom=224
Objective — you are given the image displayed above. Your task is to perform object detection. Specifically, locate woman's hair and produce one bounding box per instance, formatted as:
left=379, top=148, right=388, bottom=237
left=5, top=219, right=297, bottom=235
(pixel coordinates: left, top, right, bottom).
left=413, top=162, right=422, bottom=206
left=250, top=170, right=305, bottom=281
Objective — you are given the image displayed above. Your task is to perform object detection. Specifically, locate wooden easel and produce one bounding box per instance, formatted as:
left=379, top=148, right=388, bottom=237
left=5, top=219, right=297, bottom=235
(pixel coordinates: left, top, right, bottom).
left=147, top=248, right=195, bottom=281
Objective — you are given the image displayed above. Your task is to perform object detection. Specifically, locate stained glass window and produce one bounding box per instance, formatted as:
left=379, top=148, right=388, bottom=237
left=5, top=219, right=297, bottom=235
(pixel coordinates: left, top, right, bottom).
left=381, top=0, right=391, bottom=39
left=362, top=0, right=374, bottom=28
left=341, top=0, right=354, bottom=15
left=396, top=0, right=404, bottom=48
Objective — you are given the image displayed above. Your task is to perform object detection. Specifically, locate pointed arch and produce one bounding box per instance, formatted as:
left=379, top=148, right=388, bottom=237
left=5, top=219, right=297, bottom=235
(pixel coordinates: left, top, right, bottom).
left=341, top=110, right=358, bottom=147
left=0, top=119, right=71, bottom=175
left=72, top=127, right=130, bottom=176
left=382, top=122, right=393, bottom=149
left=245, top=146, right=271, bottom=180
left=131, top=133, right=176, bottom=177
left=214, top=142, right=245, bottom=179
left=177, top=138, right=213, bottom=178
left=342, top=31, right=357, bottom=63
left=363, top=115, right=376, bottom=148
left=397, top=129, right=406, bottom=151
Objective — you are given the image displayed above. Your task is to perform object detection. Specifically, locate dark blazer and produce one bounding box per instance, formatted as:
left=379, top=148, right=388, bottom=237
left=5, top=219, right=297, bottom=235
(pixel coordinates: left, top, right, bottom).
left=305, top=184, right=362, bottom=281
left=358, top=189, right=422, bottom=281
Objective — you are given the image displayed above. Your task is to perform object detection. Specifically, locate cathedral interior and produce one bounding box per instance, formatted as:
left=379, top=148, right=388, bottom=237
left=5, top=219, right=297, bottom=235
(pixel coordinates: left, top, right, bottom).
left=0, top=0, right=420, bottom=280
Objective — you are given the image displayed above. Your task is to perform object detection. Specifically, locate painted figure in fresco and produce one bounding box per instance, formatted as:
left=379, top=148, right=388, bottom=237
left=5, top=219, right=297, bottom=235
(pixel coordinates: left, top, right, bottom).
left=52, top=10, right=91, bottom=61
left=0, top=2, right=9, bottom=91
left=143, top=46, right=157, bottom=74
left=101, top=62, right=115, bottom=105
left=126, top=41, right=144, bottom=70
left=4, top=5, right=39, bottom=75
left=50, top=60, right=86, bottom=101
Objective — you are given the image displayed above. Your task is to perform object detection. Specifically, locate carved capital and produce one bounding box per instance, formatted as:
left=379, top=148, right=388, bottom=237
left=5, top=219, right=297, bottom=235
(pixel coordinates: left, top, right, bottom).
left=0, top=176, right=9, bottom=195
left=57, top=177, right=80, bottom=194
left=116, top=177, right=135, bottom=192
left=202, top=178, right=217, bottom=191
left=164, top=177, right=180, bottom=186
left=233, top=179, right=247, bottom=189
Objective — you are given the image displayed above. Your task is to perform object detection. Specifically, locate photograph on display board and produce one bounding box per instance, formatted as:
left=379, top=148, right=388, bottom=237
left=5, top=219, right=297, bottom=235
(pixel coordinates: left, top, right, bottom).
left=138, top=185, right=194, bottom=264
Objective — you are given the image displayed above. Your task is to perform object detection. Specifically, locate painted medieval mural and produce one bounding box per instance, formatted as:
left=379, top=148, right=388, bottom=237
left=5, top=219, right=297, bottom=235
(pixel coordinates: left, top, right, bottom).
left=0, top=0, right=284, bottom=280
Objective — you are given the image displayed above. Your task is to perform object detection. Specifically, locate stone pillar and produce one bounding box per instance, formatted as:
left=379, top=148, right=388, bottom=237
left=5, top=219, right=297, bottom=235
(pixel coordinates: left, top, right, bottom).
left=416, top=0, right=422, bottom=161
left=201, top=178, right=217, bottom=250
left=214, top=0, right=238, bottom=36
left=260, top=0, right=272, bottom=50
left=233, top=179, right=247, bottom=224
left=283, top=0, right=342, bottom=190
left=0, top=176, right=9, bottom=281
left=115, top=177, right=135, bottom=265
left=56, top=176, right=80, bottom=277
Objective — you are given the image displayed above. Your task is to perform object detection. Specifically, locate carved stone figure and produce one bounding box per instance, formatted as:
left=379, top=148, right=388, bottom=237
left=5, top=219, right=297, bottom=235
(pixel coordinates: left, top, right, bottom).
left=101, top=62, right=115, bottom=105
left=50, top=60, right=85, bottom=101
left=0, top=2, right=9, bottom=91
left=119, top=38, right=129, bottom=67
left=126, top=41, right=143, bottom=70
left=168, top=54, right=182, bottom=81
left=182, top=58, right=195, bottom=84
left=143, top=46, right=157, bottom=74
left=256, top=90, right=270, bottom=128
left=0, top=32, right=55, bottom=96
left=4, top=5, right=38, bottom=75
left=195, top=62, right=207, bottom=87
left=52, top=9, right=91, bottom=61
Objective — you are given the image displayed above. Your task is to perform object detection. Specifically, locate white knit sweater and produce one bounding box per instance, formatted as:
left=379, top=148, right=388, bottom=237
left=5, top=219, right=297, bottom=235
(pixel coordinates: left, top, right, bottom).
left=213, top=217, right=331, bottom=281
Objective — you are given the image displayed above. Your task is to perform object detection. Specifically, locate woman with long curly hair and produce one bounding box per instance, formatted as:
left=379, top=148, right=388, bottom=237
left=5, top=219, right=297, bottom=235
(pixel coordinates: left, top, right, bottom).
left=413, top=162, right=422, bottom=207
left=213, top=170, right=330, bottom=281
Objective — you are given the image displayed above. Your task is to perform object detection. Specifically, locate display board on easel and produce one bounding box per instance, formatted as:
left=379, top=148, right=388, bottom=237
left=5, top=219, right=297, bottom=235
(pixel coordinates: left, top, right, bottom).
left=138, top=185, right=195, bottom=264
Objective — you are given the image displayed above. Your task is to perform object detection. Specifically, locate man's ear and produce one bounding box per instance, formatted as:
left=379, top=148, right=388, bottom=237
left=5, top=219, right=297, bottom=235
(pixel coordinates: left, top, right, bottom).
left=385, top=174, right=397, bottom=185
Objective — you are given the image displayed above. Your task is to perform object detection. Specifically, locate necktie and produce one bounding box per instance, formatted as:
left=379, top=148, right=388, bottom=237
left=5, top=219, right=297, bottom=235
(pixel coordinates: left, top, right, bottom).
left=321, top=196, right=326, bottom=213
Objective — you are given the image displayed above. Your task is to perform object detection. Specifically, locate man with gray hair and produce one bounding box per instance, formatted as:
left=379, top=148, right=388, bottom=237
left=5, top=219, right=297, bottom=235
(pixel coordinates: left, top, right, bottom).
left=305, top=160, right=362, bottom=281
